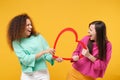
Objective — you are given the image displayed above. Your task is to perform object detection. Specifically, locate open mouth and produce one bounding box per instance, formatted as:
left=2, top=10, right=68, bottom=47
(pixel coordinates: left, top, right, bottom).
left=89, top=35, right=92, bottom=37
left=89, top=35, right=93, bottom=40
left=27, top=29, right=31, bottom=33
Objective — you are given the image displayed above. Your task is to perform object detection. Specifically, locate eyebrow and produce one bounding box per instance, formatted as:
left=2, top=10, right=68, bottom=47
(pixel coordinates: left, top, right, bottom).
left=26, top=23, right=31, bottom=26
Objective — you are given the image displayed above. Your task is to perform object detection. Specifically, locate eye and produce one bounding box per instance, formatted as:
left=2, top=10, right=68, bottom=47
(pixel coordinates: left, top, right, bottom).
left=26, top=24, right=31, bottom=26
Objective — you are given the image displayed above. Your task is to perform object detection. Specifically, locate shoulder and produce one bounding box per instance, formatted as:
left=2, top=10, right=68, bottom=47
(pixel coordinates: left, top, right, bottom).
left=106, top=40, right=112, bottom=48
left=30, top=34, right=42, bottom=39
left=81, top=35, right=90, bottom=42
left=33, top=34, right=47, bottom=42
left=12, top=40, right=20, bottom=45
left=83, top=35, right=90, bottom=39
left=35, top=34, right=44, bottom=39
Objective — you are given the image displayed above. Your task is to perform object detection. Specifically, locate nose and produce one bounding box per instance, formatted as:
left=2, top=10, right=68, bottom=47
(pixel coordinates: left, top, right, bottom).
left=29, top=24, right=32, bottom=29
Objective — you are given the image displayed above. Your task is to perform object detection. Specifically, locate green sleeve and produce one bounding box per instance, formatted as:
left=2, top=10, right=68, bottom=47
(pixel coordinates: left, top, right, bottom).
left=12, top=41, right=35, bottom=67
left=44, top=53, right=54, bottom=65
left=39, top=35, right=54, bottom=65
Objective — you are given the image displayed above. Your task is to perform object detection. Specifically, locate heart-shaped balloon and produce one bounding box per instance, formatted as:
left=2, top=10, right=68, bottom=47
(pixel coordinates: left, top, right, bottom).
left=53, top=27, right=87, bottom=61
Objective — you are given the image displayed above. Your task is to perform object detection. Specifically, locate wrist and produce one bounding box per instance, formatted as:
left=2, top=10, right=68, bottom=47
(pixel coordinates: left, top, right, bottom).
left=87, top=55, right=97, bottom=62
left=85, top=52, right=91, bottom=57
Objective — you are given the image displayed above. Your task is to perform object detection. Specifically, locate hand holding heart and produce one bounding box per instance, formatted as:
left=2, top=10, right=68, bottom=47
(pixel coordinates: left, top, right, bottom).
left=55, top=57, right=63, bottom=62
left=82, top=48, right=91, bottom=58
left=72, top=55, right=79, bottom=61
left=53, top=27, right=87, bottom=61
left=43, top=48, right=55, bottom=55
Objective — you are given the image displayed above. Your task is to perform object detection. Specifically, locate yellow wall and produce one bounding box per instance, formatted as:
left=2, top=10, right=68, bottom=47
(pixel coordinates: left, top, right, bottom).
left=0, top=0, right=120, bottom=80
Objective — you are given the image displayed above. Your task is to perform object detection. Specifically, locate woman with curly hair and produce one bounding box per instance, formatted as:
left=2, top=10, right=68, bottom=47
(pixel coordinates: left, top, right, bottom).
left=7, top=13, right=62, bottom=80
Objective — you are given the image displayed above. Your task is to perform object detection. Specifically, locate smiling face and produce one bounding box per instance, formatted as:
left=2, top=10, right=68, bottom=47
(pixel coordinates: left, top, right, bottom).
left=88, top=24, right=96, bottom=41
left=24, top=18, right=32, bottom=37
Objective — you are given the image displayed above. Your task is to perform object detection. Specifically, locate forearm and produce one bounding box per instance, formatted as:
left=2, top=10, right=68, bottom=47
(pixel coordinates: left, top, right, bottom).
left=35, top=51, right=46, bottom=59
left=82, top=49, right=97, bottom=62
left=35, top=48, right=55, bottom=59
left=87, top=54, right=97, bottom=62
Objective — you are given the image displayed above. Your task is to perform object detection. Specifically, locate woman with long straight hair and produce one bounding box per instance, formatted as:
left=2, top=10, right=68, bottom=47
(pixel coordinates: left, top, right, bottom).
left=67, top=20, right=112, bottom=80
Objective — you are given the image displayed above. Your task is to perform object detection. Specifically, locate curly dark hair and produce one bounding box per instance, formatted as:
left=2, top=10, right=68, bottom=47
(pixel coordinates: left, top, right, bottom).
left=7, top=13, right=38, bottom=50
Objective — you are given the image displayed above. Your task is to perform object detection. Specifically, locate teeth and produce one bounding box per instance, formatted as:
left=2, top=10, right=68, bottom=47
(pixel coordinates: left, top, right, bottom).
left=28, top=30, right=31, bottom=32
left=27, top=30, right=31, bottom=32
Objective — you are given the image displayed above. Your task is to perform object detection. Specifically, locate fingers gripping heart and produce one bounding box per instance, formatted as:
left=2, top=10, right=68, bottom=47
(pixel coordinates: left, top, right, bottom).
left=53, top=27, right=87, bottom=61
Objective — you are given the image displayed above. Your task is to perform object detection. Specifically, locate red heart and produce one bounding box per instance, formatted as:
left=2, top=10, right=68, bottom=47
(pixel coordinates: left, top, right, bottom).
left=53, top=27, right=87, bottom=61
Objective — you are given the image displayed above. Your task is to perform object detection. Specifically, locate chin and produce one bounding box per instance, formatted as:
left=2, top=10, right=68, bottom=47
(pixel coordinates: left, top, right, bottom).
left=25, top=34, right=31, bottom=37
left=90, top=37, right=94, bottom=40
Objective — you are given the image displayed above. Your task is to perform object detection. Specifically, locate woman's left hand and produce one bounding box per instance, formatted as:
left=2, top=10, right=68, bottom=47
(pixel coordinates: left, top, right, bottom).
left=81, top=48, right=90, bottom=57
left=55, top=57, right=63, bottom=62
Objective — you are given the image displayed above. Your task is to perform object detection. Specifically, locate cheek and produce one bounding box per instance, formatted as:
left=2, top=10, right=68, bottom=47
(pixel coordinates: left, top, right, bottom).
left=94, top=31, right=96, bottom=35
left=92, top=29, right=96, bottom=34
left=88, top=30, right=92, bottom=34
left=90, top=31, right=94, bottom=35
left=24, top=30, right=28, bottom=35
left=25, top=26, right=28, bottom=30
left=93, top=33, right=96, bottom=39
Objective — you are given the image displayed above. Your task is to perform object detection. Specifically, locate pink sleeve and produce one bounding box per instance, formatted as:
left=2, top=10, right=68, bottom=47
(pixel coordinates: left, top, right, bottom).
left=93, top=42, right=112, bottom=70
left=72, top=42, right=82, bottom=56
left=72, top=35, right=89, bottom=56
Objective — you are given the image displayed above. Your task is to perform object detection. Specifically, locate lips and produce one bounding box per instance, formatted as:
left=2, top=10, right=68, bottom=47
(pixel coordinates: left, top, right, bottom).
left=89, top=35, right=93, bottom=40
left=27, top=29, right=31, bottom=33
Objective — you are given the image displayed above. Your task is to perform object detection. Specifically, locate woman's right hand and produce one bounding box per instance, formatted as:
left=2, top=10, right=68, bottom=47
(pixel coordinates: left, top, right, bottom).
left=44, top=48, right=55, bottom=55
left=72, top=55, right=79, bottom=61
left=35, top=48, right=55, bottom=59
left=55, top=57, right=63, bottom=62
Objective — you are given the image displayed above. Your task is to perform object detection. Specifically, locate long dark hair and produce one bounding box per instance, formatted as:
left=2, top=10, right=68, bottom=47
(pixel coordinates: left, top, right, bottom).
left=87, top=20, right=107, bottom=60
left=7, top=13, right=38, bottom=50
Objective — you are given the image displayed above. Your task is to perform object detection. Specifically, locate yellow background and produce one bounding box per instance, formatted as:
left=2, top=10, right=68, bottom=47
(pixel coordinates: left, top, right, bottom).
left=0, top=0, right=120, bottom=80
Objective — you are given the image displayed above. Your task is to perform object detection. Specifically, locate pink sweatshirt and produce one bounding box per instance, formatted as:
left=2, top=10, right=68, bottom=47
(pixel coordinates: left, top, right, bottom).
left=72, top=35, right=112, bottom=78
